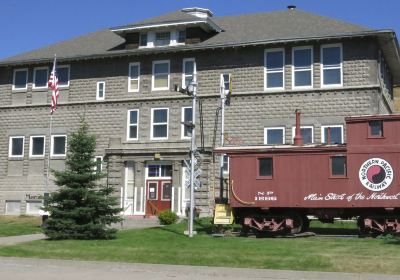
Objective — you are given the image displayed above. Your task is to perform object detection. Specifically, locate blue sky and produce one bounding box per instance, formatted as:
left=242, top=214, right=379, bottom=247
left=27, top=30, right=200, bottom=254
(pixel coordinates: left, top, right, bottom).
left=1, top=0, right=399, bottom=59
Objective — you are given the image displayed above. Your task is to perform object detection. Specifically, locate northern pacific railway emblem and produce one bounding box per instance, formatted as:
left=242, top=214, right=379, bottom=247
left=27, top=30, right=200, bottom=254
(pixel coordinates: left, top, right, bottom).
left=359, top=158, right=393, bottom=191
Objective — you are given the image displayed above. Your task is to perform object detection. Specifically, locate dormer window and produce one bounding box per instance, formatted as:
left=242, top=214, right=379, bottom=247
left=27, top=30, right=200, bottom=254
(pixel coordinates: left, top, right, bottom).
left=155, top=32, right=171, bottom=47
left=139, top=33, right=147, bottom=47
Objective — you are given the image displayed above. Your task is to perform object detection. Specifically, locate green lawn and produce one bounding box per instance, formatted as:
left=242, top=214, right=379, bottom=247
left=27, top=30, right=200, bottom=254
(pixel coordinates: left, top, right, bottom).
left=0, top=218, right=399, bottom=274
left=0, top=216, right=42, bottom=237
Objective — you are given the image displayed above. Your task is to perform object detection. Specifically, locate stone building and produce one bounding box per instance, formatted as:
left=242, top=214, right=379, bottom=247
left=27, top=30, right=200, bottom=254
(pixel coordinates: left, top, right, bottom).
left=0, top=7, right=398, bottom=216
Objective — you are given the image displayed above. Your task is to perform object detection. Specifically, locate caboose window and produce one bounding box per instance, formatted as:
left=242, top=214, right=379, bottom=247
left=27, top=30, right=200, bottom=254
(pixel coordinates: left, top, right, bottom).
left=369, top=121, right=383, bottom=137
left=331, top=156, right=346, bottom=177
left=258, top=158, right=273, bottom=177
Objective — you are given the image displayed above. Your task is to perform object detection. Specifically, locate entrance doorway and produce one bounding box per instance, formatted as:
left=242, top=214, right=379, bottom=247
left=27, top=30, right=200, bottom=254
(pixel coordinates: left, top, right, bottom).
left=145, top=164, right=172, bottom=216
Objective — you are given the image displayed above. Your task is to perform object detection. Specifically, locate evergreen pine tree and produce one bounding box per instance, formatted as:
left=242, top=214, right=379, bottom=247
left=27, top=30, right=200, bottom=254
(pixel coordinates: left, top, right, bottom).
left=44, top=119, right=122, bottom=239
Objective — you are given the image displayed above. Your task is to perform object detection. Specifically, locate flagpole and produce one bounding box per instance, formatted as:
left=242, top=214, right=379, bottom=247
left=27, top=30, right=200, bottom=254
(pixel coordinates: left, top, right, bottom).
left=45, top=113, right=53, bottom=194
left=44, top=54, right=57, bottom=206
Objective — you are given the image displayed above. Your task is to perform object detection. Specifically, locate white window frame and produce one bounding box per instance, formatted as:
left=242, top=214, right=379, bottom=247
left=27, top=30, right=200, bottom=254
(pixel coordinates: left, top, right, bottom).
left=320, top=43, right=343, bottom=88
left=128, top=62, right=140, bottom=92
left=264, top=48, right=285, bottom=91
left=181, top=106, right=192, bottom=139
left=127, top=109, right=139, bottom=141
left=182, top=58, right=196, bottom=88
left=32, top=67, right=49, bottom=89
left=5, top=200, right=21, bottom=215
left=155, top=31, right=171, bottom=47
left=94, top=156, right=103, bottom=173
left=264, top=127, right=285, bottom=145
left=56, top=65, right=70, bottom=88
left=220, top=73, right=231, bottom=95
left=96, top=81, right=105, bottom=101
left=292, top=46, right=313, bottom=89
left=26, top=200, right=43, bottom=215
left=51, top=134, right=67, bottom=157
left=222, top=154, right=229, bottom=174
left=321, top=125, right=344, bottom=144
left=150, top=108, right=169, bottom=140
left=12, top=68, right=28, bottom=91
left=291, top=126, right=314, bottom=144
left=9, top=136, right=25, bottom=158
left=152, top=60, right=170, bottom=91
left=29, top=135, right=46, bottom=158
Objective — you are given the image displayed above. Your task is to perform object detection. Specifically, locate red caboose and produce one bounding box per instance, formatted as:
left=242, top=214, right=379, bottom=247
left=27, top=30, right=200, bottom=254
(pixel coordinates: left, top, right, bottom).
left=215, top=113, right=400, bottom=235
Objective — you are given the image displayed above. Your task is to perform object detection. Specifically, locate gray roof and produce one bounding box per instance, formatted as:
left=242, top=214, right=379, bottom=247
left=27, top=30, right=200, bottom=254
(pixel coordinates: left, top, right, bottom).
left=0, top=9, right=388, bottom=65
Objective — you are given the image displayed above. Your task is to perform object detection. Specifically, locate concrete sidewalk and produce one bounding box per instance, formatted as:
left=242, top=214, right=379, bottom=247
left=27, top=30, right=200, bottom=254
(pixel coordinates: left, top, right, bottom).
left=0, top=234, right=45, bottom=246
left=0, top=257, right=399, bottom=280
left=0, top=218, right=160, bottom=246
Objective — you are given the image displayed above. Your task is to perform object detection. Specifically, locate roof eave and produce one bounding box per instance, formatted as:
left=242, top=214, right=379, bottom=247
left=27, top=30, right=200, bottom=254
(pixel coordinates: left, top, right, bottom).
left=0, top=29, right=395, bottom=67
left=111, top=19, right=222, bottom=34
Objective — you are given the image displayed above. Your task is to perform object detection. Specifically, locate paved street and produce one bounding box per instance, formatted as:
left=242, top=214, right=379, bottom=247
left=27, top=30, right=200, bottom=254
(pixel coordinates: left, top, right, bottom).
left=0, top=257, right=399, bottom=280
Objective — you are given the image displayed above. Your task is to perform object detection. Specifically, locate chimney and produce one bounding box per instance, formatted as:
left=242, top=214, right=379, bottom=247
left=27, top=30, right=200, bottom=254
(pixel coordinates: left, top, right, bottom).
left=181, top=7, right=213, bottom=18
left=287, top=5, right=296, bottom=10
left=293, top=109, right=303, bottom=146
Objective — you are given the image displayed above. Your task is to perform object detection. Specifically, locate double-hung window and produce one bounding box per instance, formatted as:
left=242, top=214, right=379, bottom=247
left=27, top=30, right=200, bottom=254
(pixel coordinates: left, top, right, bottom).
left=128, top=63, right=140, bottom=92
left=292, top=46, right=313, bottom=88
left=292, top=126, right=314, bottom=144
left=29, top=136, right=45, bottom=157
left=33, top=67, right=49, bottom=89
left=57, top=66, right=70, bottom=87
left=222, top=154, right=229, bottom=174
left=264, top=48, right=284, bottom=90
left=181, top=106, right=193, bottom=139
left=182, top=58, right=196, bottom=88
left=264, top=127, right=285, bottom=145
left=127, top=109, right=139, bottom=140
left=9, top=136, right=24, bottom=157
left=321, top=125, right=343, bottom=144
left=152, top=60, right=170, bottom=90
left=12, top=69, right=28, bottom=91
left=96, top=81, right=105, bottom=100
left=155, top=32, right=171, bottom=47
left=51, top=135, right=67, bottom=156
left=151, top=108, right=168, bottom=139
left=321, top=44, right=342, bottom=87
left=94, top=156, right=103, bottom=174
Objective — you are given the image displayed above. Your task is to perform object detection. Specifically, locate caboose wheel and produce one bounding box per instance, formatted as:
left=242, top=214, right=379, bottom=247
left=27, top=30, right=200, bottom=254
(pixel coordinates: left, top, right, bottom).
left=285, top=212, right=304, bottom=234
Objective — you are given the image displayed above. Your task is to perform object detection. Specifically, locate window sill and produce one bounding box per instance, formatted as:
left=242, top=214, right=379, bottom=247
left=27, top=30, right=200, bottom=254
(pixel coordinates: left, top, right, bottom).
left=12, top=89, right=27, bottom=93
left=256, top=176, right=273, bottom=180
left=32, top=87, right=48, bottom=92
left=29, top=156, right=45, bottom=160
left=320, top=84, right=343, bottom=89
left=50, top=155, right=66, bottom=159
left=329, top=176, right=348, bottom=179
left=151, top=88, right=170, bottom=92
left=367, top=136, right=385, bottom=139
left=263, top=88, right=285, bottom=92
left=8, top=157, right=24, bottom=161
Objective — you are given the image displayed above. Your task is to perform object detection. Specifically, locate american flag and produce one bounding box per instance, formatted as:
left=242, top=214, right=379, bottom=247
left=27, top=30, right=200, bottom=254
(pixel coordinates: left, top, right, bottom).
left=48, top=56, right=59, bottom=114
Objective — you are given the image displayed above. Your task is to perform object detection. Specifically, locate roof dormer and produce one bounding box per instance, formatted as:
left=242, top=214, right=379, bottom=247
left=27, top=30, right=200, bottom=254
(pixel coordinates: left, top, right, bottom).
left=110, top=8, right=221, bottom=50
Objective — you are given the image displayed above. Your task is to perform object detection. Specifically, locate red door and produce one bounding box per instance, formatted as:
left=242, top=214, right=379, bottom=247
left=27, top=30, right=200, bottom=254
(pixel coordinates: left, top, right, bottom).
left=146, top=180, right=172, bottom=216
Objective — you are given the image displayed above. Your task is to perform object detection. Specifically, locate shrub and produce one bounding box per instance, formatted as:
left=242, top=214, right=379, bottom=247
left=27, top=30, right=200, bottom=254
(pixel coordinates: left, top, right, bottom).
left=158, top=210, right=178, bottom=225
